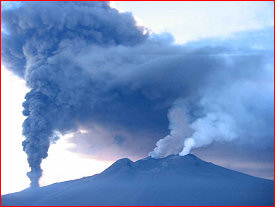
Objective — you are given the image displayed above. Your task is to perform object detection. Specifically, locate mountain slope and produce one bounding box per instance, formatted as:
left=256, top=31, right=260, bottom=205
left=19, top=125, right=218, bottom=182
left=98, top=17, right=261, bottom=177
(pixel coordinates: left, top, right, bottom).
left=2, top=154, right=274, bottom=206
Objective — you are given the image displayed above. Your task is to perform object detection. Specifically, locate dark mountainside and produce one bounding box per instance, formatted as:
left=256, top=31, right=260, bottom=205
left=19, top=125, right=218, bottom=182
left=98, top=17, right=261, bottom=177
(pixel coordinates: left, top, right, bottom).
left=1, top=154, right=273, bottom=206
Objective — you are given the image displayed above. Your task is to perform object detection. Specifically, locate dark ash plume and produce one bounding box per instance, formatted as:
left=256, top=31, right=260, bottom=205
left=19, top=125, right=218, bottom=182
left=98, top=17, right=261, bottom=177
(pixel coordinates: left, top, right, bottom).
left=2, top=1, right=147, bottom=187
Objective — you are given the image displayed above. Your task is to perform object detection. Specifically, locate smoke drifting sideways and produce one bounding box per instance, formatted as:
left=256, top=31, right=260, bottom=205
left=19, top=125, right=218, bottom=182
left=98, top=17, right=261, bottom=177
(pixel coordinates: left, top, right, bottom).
left=1, top=1, right=274, bottom=187
left=150, top=28, right=274, bottom=158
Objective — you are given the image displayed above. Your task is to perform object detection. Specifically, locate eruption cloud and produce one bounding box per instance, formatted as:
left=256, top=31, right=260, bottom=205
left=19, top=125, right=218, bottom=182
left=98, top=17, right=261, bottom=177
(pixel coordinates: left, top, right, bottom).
left=2, top=1, right=148, bottom=187
left=1, top=2, right=273, bottom=186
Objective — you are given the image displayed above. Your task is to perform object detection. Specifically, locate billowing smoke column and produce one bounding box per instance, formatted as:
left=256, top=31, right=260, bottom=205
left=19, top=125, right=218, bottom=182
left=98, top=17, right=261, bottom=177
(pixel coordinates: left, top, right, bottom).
left=2, top=1, right=148, bottom=187
left=1, top=1, right=273, bottom=186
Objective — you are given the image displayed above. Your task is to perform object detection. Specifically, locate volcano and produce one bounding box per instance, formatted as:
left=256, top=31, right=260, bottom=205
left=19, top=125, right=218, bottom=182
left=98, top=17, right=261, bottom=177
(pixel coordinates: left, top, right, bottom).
left=1, top=154, right=273, bottom=206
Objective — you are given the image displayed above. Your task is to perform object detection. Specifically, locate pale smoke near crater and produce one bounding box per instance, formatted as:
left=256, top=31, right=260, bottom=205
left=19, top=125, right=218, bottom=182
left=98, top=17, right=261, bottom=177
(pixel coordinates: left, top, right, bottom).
left=150, top=104, right=238, bottom=157
left=150, top=73, right=273, bottom=157
left=179, top=138, right=195, bottom=156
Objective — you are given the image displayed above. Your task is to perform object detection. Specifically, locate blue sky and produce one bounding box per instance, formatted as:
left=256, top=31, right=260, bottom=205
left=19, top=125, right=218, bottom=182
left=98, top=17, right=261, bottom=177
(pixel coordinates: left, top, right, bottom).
left=113, top=1, right=274, bottom=43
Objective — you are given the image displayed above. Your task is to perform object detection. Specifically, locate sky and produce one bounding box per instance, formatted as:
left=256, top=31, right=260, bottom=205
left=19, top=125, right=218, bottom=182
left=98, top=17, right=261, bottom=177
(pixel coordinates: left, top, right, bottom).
left=1, top=1, right=274, bottom=194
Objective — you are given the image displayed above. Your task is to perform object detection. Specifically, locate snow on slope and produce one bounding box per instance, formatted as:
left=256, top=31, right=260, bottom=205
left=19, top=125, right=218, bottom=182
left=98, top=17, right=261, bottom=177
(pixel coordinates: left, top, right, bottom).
left=1, top=154, right=273, bottom=206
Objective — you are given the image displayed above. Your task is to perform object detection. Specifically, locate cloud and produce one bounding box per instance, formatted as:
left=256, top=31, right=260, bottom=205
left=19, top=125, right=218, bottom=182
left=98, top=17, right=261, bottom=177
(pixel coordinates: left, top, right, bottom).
left=1, top=1, right=148, bottom=187
left=193, top=142, right=274, bottom=179
left=66, top=123, right=161, bottom=161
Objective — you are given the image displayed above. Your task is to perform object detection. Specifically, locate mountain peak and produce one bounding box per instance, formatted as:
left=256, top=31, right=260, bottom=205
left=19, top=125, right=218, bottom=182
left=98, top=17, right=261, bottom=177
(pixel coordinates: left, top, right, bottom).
left=152, top=153, right=200, bottom=161
left=2, top=153, right=273, bottom=206
left=113, top=158, right=133, bottom=165
left=100, top=154, right=207, bottom=177
left=134, top=153, right=200, bottom=161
